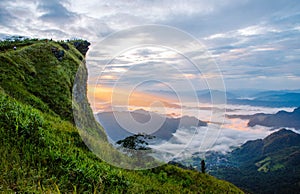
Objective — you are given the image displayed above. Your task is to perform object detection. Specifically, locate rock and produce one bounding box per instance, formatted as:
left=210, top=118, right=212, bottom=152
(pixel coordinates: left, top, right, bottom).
left=73, top=40, right=90, bottom=55
left=60, top=43, right=70, bottom=50
left=51, top=46, right=65, bottom=61
left=57, top=50, right=64, bottom=61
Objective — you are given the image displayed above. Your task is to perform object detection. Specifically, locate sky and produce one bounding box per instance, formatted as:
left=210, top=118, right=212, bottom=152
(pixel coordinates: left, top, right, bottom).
left=1, top=0, right=300, bottom=91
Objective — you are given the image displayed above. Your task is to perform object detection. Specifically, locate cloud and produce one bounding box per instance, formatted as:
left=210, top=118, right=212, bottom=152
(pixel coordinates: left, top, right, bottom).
left=0, top=0, right=112, bottom=40
left=1, top=0, right=300, bottom=90
left=87, top=84, right=181, bottom=113
left=0, top=5, right=16, bottom=26
left=203, top=21, right=300, bottom=90
left=37, top=0, right=77, bottom=24
left=150, top=104, right=295, bottom=159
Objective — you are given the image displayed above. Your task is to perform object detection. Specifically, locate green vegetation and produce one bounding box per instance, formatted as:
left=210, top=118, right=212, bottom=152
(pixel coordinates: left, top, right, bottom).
left=0, top=38, right=243, bottom=193
left=116, top=133, right=155, bottom=150
left=256, top=157, right=271, bottom=172
left=205, top=129, right=300, bottom=194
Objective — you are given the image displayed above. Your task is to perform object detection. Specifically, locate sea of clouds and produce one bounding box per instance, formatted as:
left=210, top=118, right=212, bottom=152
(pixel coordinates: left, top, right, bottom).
left=148, top=104, right=296, bottom=161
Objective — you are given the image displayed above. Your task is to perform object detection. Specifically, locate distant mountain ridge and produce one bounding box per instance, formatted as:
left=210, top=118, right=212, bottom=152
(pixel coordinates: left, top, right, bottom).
left=96, top=109, right=207, bottom=142
left=228, top=107, right=300, bottom=129
left=248, top=107, right=300, bottom=129
left=147, top=89, right=300, bottom=107
left=250, top=90, right=300, bottom=98
left=227, top=92, right=300, bottom=107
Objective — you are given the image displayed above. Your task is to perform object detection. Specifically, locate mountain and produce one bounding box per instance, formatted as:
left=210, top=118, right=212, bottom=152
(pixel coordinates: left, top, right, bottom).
left=196, top=90, right=237, bottom=103
left=96, top=109, right=207, bottom=141
left=145, top=89, right=300, bottom=107
left=227, top=92, right=300, bottom=107
left=0, top=38, right=242, bottom=193
left=203, top=129, right=300, bottom=194
left=197, top=89, right=300, bottom=107
left=145, top=89, right=236, bottom=103
left=251, top=90, right=300, bottom=99
left=247, top=107, right=300, bottom=129
left=227, top=107, right=300, bottom=130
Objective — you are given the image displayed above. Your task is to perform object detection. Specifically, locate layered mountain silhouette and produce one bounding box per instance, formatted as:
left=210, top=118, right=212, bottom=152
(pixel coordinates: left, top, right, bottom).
left=228, top=92, right=300, bottom=107
left=248, top=107, right=300, bottom=129
left=96, top=109, right=207, bottom=142
left=148, top=89, right=300, bottom=107
left=228, top=107, right=300, bottom=129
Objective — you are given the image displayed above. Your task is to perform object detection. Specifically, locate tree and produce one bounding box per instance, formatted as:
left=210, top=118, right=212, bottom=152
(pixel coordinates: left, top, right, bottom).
left=116, top=133, right=155, bottom=150
left=201, top=160, right=206, bottom=173
left=116, top=133, right=156, bottom=165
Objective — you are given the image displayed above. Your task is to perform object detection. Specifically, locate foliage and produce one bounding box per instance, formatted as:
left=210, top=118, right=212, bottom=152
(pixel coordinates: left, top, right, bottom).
left=116, top=133, right=155, bottom=150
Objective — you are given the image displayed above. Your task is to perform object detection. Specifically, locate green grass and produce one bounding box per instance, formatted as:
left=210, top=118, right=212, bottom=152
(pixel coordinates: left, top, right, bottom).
left=0, top=38, right=243, bottom=193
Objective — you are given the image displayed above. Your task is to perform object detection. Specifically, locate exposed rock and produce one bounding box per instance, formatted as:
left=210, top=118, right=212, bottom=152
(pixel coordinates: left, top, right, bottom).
left=73, top=40, right=90, bottom=55
left=60, top=43, right=70, bottom=50
left=51, top=46, right=65, bottom=61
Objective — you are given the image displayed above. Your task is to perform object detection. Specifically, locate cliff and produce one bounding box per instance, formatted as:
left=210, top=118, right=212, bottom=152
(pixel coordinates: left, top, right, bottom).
left=0, top=38, right=243, bottom=193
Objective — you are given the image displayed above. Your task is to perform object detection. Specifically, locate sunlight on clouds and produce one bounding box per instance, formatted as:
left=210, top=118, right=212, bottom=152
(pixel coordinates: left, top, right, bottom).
left=228, top=48, right=247, bottom=53
left=205, top=33, right=228, bottom=40
left=1, top=0, right=298, bottom=90
left=182, top=73, right=197, bottom=79
left=204, top=24, right=280, bottom=41
left=87, top=84, right=180, bottom=112
left=100, top=75, right=118, bottom=80
left=237, top=25, right=279, bottom=36
left=222, top=118, right=249, bottom=131
left=238, top=25, right=264, bottom=36
left=251, top=47, right=279, bottom=52
left=87, top=44, right=211, bottom=93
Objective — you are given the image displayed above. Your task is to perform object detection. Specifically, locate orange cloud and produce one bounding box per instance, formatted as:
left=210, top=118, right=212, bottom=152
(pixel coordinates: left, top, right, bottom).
left=87, top=85, right=180, bottom=112
left=222, top=118, right=248, bottom=131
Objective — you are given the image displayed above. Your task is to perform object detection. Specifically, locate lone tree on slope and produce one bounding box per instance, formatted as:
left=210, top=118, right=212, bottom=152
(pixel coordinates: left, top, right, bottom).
left=201, top=160, right=206, bottom=173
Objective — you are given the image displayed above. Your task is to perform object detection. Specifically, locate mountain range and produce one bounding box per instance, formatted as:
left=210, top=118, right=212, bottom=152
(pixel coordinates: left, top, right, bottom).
left=228, top=92, right=300, bottom=107
left=147, top=89, right=300, bottom=107
left=96, top=109, right=207, bottom=142
left=228, top=107, right=300, bottom=130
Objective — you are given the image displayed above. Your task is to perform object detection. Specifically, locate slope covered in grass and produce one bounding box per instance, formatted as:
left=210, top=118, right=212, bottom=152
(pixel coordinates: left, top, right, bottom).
left=0, top=38, right=243, bottom=193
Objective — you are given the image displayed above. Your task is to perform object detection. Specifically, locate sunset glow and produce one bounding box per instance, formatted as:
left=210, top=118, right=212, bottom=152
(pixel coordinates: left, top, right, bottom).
left=222, top=118, right=249, bottom=131
left=88, top=85, right=180, bottom=112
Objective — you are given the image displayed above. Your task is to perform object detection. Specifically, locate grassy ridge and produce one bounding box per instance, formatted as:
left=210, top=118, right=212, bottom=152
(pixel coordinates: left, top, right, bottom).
left=0, top=39, right=243, bottom=193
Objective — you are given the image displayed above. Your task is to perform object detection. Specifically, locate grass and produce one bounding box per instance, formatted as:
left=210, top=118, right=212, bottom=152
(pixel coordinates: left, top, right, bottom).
left=0, top=38, right=244, bottom=193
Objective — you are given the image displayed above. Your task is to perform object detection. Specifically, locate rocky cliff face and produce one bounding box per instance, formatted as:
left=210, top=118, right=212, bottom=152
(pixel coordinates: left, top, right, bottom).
left=72, top=57, right=108, bottom=140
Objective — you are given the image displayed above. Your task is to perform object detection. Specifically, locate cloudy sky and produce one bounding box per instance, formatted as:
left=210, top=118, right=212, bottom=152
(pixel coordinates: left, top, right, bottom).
left=1, top=0, right=300, bottom=90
